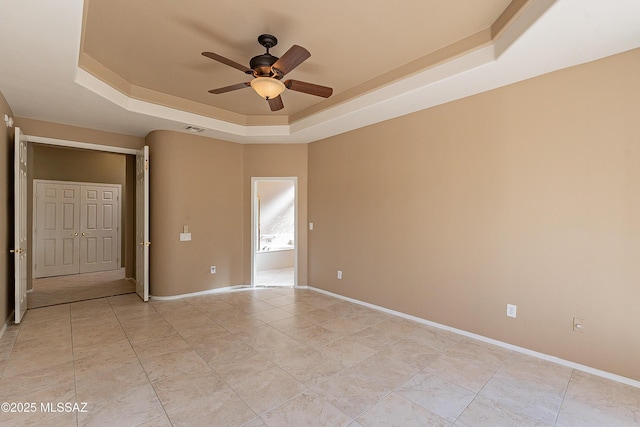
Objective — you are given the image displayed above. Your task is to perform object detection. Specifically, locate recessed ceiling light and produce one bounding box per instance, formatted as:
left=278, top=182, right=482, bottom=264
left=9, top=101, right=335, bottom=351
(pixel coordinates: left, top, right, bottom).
left=183, top=125, right=205, bottom=133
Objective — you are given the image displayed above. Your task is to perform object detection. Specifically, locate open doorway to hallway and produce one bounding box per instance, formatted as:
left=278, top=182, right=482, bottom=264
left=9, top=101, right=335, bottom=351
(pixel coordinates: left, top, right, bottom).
left=252, top=177, right=297, bottom=287
left=26, top=143, right=137, bottom=308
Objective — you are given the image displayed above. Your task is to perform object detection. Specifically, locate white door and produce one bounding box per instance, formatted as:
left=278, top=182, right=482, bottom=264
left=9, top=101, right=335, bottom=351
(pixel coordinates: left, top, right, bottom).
left=34, top=181, right=80, bottom=277
left=13, top=128, right=28, bottom=323
left=80, top=185, right=120, bottom=273
left=135, top=146, right=149, bottom=301
left=34, top=181, right=120, bottom=277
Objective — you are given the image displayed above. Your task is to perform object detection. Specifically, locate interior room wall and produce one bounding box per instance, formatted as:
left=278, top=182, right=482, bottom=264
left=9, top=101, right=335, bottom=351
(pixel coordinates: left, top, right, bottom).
left=16, top=118, right=144, bottom=150
left=308, top=48, right=640, bottom=381
left=242, top=144, right=308, bottom=285
left=0, top=91, right=14, bottom=327
left=146, top=130, right=244, bottom=296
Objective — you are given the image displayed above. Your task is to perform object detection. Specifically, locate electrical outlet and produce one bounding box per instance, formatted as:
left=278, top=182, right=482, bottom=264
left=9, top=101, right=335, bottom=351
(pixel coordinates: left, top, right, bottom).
left=337, top=270, right=342, bottom=279
left=506, top=304, right=517, bottom=318
left=573, top=317, right=584, bottom=333
left=210, top=266, right=216, bottom=274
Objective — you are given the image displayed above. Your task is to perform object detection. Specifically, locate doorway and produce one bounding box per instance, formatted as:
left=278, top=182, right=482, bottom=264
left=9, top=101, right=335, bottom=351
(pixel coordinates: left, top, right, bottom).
left=21, top=139, right=140, bottom=311
left=251, top=177, right=297, bottom=287
left=28, top=179, right=129, bottom=309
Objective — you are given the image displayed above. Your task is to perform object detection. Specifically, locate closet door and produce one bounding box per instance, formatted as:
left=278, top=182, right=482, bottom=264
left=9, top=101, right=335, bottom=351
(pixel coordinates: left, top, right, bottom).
left=79, top=185, right=120, bottom=273
left=34, top=181, right=80, bottom=278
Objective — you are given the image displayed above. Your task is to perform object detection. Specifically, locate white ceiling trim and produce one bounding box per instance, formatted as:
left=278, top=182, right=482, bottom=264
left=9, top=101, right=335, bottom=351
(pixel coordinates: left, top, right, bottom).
left=74, top=68, right=277, bottom=141
left=75, top=43, right=498, bottom=144
left=25, top=134, right=139, bottom=155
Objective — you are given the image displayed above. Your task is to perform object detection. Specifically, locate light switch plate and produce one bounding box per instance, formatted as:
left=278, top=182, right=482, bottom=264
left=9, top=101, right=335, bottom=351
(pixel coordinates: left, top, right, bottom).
left=180, top=233, right=192, bottom=241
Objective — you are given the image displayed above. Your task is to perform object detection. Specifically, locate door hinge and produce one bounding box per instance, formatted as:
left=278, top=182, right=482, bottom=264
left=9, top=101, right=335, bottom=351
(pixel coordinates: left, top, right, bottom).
left=145, top=159, right=149, bottom=171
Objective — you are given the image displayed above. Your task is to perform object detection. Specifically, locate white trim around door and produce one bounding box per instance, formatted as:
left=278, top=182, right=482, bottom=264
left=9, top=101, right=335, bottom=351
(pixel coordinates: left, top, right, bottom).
left=251, top=177, right=298, bottom=287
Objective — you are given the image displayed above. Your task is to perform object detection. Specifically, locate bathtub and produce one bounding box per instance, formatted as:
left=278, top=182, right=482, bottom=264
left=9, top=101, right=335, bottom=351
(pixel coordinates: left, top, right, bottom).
left=256, top=247, right=294, bottom=271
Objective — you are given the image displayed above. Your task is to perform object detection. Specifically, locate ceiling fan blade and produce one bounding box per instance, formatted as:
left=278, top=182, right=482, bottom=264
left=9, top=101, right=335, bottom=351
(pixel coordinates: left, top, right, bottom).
left=208, top=82, right=251, bottom=94
left=268, top=95, right=284, bottom=111
left=272, top=45, right=310, bottom=75
left=202, top=52, right=252, bottom=74
left=284, top=80, right=333, bottom=98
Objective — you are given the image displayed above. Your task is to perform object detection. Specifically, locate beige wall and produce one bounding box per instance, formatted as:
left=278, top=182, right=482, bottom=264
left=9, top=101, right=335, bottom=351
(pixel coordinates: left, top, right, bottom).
left=17, top=118, right=144, bottom=150
left=146, top=130, right=244, bottom=296
left=308, top=48, right=640, bottom=381
left=146, top=134, right=309, bottom=295
left=0, top=116, right=309, bottom=306
left=0, top=91, right=14, bottom=326
left=242, top=144, right=308, bottom=285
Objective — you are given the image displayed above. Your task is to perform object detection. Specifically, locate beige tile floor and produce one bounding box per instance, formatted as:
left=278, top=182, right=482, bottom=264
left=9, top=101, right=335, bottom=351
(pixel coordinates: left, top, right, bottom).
left=28, top=269, right=135, bottom=309
left=255, top=268, right=295, bottom=287
left=0, top=287, right=638, bottom=426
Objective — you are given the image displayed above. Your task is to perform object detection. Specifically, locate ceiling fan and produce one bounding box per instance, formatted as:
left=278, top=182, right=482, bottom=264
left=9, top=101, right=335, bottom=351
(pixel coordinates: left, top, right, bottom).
left=202, top=34, right=333, bottom=111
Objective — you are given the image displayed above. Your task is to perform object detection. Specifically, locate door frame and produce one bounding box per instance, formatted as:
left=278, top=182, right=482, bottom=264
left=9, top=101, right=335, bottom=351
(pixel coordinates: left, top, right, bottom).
left=251, top=177, right=298, bottom=287
left=32, top=179, right=122, bottom=278
left=21, top=135, right=142, bottom=304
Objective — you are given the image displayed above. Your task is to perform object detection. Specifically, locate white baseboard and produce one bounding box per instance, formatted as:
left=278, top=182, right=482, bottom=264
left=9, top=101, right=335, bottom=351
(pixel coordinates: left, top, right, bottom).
left=307, top=286, right=640, bottom=389
left=0, top=311, right=15, bottom=340
left=151, top=283, right=310, bottom=301
left=149, top=284, right=253, bottom=300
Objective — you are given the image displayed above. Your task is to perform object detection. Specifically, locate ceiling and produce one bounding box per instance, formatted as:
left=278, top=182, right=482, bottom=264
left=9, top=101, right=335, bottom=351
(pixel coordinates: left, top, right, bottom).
left=80, top=0, right=512, bottom=118
left=1, top=0, right=639, bottom=144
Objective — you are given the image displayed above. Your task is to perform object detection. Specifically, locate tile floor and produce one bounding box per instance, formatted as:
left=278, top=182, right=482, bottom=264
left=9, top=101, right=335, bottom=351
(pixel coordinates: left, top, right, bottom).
left=0, top=287, right=638, bottom=426
left=255, top=268, right=295, bottom=287
left=28, top=269, right=135, bottom=309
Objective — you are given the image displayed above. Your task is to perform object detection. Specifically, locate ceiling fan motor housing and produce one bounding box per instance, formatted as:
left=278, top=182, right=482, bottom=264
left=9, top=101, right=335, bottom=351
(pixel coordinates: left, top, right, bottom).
left=249, top=34, right=282, bottom=77
left=250, top=53, right=279, bottom=77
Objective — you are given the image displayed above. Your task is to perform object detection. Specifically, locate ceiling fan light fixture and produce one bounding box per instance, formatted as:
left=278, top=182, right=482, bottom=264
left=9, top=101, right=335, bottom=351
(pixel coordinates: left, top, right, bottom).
left=250, top=77, right=285, bottom=100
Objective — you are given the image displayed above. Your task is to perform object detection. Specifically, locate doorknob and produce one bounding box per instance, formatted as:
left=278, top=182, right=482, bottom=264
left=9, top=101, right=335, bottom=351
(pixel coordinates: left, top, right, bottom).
left=81, top=232, right=90, bottom=237
left=72, top=232, right=78, bottom=236
left=10, top=248, right=24, bottom=254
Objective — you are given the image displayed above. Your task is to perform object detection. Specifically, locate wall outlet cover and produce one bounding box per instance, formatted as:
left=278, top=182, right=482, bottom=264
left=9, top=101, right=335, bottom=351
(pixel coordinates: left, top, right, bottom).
left=573, top=317, right=584, bottom=333
left=506, top=304, right=517, bottom=318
